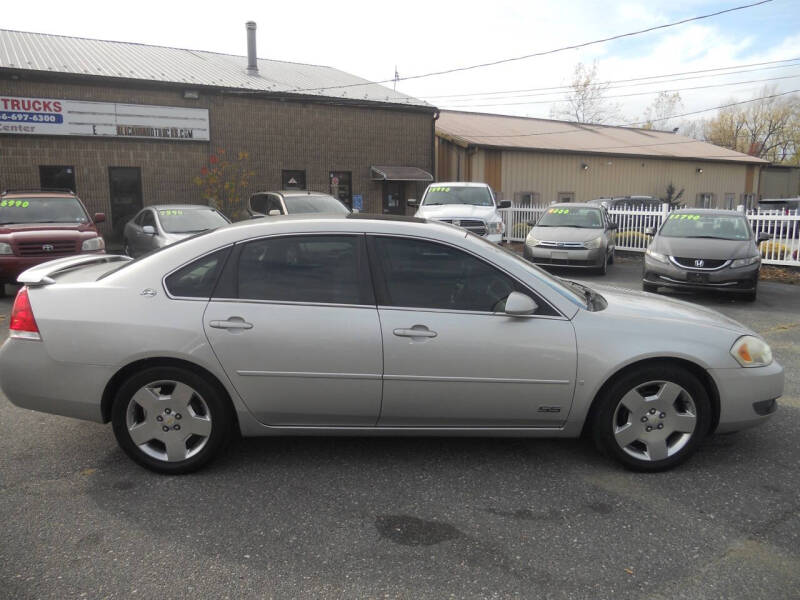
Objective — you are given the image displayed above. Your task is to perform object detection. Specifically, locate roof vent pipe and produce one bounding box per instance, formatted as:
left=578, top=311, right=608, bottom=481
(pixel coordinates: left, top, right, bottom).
left=246, top=21, right=258, bottom=73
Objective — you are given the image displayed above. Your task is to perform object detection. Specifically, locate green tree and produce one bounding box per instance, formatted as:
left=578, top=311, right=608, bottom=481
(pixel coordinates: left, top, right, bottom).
left=661, top=182, right=685, bottom=208
left=193, top=149, right=254, bottom=220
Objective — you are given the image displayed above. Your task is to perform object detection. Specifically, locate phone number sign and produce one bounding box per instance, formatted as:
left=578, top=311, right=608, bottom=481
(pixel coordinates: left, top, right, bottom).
left=0, top=96, right=209, bottom=141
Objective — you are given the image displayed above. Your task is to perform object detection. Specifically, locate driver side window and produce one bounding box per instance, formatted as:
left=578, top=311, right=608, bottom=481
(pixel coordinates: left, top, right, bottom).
left=371, top=236, right=533, bottom=313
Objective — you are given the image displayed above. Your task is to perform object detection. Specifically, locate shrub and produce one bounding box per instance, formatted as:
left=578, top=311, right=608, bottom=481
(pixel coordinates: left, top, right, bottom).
left=759, top=240, right=791, bottom=259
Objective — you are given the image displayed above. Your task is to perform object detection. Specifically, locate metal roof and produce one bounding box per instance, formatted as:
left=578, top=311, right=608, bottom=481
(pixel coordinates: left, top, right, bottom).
left=370, top=166, right=434, bottom=181
left=437, top=110, right=766, bottom=165
left=0, top=29, right=431, bottom=108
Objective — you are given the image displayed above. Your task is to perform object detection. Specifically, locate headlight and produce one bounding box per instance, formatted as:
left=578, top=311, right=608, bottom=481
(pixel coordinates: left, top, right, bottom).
left=0, top=242, right=12, bottom=255
left=486, top=220, right=504, bottom=235
left=81, top=237, right=105, bottom=251
left=583, top=236, right=603, bottom=249
left=730, top=335, right=773, bottom=367
left=526, top=233, right=541, bottom=247
left=646, top=248, right=668, bottom=263
left=731, top=255, right=760, bottom=268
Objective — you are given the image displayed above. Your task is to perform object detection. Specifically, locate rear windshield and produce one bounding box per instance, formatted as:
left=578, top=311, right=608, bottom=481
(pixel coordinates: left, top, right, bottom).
left=536, top=207, right=603, bottom=229
left=423, top=186, right=493, bottom=207
left=283, top=195, right=350, bottom=214
left=659, top=213, right=751, bottom=240
left=156, top=208, right=229, bottom=233
left=0, top=196, right=89, bottom=225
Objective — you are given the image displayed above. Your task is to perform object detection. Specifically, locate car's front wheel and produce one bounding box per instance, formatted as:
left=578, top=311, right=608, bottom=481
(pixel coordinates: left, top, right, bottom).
left=111, top=366, right=233, bottom=474
left=592, top=365, right=711, bottom=471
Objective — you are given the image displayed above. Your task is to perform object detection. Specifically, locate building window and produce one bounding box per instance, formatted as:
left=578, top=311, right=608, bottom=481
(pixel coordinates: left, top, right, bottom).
left=696, top=193, right=714, bottom=208
left=39, top=165, right=76, bottom=192
left=282, top=170, right=306, bottom=190
left=329, top=171, right=352, bottom=209
left=741, top=193, right=756, bottom=210
left=514, top=192, right=540, bottom=207
left=557, top=192, right=575, bottom=203
left=724, top=193, right=736, bottom=210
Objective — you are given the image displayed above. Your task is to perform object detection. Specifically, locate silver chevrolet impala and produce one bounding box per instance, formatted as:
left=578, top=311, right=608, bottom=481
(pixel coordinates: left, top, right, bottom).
left=0, top=215, right=783, bottom=474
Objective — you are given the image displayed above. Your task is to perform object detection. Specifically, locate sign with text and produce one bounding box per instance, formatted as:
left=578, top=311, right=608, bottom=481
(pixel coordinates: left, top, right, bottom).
left=0, top=96, right=209, bottom=141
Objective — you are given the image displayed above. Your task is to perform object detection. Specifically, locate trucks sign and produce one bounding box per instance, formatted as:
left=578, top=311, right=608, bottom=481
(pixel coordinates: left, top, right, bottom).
left=0, top=96, right=209, bottom=141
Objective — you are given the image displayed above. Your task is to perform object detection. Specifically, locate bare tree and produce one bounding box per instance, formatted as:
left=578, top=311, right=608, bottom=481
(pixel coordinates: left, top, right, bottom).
left=641, top=92, right=683, bottom=130
left=550, top=61, right=622, bottom=124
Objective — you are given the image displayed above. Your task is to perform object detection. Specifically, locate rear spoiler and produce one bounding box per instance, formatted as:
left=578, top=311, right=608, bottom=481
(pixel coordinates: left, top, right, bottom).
left=17, top=254, right=132, bottom=286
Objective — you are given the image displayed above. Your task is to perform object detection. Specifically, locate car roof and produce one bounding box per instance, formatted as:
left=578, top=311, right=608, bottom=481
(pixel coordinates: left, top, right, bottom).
left=429, top=182, right=490, bottom=188
left=252, top=190, right=336, bottom=197
left=145, top=204, right=216, bottom=211
left=547, top=203, right=602, bottom=209
left=671, top=208, right=744, bottom=216
left=1, top=190, right=77, bottom=198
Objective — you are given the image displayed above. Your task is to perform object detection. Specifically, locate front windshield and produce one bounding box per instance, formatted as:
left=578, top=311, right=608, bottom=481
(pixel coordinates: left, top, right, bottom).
left=659, top=213, right=751, bottom=240
left=0, top=196, right=89, bottom=225
left=536, top=207, right=603, bottom=229
left=283, top=195, right=350, bottom=215
left=464, top=231, right=587, bottom=308
left=423, top=186, right=493, bottom=207
left=157, top=208, right=228, bottom=233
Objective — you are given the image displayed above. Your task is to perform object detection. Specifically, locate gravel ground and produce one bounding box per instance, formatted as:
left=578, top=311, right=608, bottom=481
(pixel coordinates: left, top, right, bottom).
left=0, top=259, right=798, bottom=600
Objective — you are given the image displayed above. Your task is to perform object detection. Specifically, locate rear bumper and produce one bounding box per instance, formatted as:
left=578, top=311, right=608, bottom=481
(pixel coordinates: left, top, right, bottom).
left=0, top=337, right=111, bottom=422
left=0, top=250, right=105, bottom=284
left=710, top=360, right=783, bottom=433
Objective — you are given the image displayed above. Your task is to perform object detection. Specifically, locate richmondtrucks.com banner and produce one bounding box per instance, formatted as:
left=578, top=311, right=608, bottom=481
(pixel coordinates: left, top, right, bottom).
left=0, top=96, right=210, bottom=141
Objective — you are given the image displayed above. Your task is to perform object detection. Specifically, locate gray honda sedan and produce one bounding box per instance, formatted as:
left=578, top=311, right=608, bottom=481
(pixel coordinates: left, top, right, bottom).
left=0, top=215, right=783, bottom=474
left=643, top=209, right=770, bottom=301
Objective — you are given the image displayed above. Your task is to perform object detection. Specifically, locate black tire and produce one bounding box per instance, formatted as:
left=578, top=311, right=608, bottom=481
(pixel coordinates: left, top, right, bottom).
left=597, top=254, right=608, bottom=275
left=742, top=280, right=758, bottom=302
left=608, top=249, right=615, bottom=265
left=111, top=366, right=233, bottom=474
left=642, top=281, right=658, bottom=293
left=592, top=365, right=712, bottom=472
left=122, top=239, right=133, bottom=257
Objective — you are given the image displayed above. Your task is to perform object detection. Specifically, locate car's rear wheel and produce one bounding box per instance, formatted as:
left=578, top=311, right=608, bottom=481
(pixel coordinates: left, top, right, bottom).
left=592, top=365, right=711, bottom=471
left=111, top=366, right=233, bottom=474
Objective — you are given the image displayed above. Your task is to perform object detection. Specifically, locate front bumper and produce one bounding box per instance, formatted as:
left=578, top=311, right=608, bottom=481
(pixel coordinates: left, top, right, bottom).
left=710, top=360, right=783, bottom=433
left=0, top=337, right=111, bottom=422
left=643, top=255, right=759, bottom=292
left=524, top=243, right=605, bottom=268
left=0, top=250, right=105, bottom=284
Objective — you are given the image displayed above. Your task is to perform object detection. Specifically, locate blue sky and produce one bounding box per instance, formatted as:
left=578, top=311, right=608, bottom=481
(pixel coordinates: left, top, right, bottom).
left=3, top=0, right=798, bottom=126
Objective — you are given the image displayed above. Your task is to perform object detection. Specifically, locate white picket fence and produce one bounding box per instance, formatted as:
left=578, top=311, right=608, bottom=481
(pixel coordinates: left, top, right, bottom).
left=499, top=204, right=800, bottom=266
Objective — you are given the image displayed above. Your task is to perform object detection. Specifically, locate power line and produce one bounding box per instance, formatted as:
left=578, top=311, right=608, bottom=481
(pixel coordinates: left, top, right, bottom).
left=294, top=0, right=773, bottom=93
left=439, top=73, right=800, bottom=108
left=425, top=58, right=800, bottom=101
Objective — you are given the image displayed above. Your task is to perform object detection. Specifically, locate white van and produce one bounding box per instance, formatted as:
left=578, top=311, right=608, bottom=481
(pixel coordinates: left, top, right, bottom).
left=409, top=182, right=510, bottom=243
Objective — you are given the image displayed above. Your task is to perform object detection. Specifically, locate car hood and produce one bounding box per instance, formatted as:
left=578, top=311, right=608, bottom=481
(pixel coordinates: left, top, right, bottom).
left=653, top=236, right=757, bottom=260
left=532, top=226, right=604, bottom=243
left=589, top=283, right=752, bottom=335
left=416, top=204, right=499, bottom=221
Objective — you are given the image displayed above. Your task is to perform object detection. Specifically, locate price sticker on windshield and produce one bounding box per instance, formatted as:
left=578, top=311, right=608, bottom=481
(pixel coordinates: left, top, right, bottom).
left=0, top=200, right=30, bottom=208
left=159, top=209, right=184, bottom=216
left=669, top=214, right=700, bottom=220
left=548, top=208, right=570, bottom=214
left=429, top=186, right=451, bottom=192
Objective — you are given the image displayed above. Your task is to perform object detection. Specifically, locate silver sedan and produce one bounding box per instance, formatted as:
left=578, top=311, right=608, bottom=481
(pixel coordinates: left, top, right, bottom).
left=0, top=215, right=783, bottom=474
left=123, top=204, right=229, bottom=257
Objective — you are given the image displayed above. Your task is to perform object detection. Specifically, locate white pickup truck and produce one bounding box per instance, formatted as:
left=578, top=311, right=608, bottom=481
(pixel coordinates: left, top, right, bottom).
left=409, top=182, right=510, bottom=244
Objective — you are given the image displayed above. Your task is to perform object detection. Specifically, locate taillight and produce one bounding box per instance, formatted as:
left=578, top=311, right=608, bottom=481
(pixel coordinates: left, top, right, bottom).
left=9, top=286, right=41, bottom=341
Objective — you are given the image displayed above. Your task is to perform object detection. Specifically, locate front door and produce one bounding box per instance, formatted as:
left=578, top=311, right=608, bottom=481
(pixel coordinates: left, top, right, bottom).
left=369, top=235, right=577, bottom=427
left=383, top=181, right=405, bottom=215
left=204, top=234, right=383, bottom=426
left=108, top=167, right=143, bottom=243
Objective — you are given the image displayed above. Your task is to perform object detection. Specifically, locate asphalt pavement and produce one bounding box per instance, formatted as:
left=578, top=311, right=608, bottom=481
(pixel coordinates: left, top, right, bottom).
left=1, top=257, right=798, bottom=599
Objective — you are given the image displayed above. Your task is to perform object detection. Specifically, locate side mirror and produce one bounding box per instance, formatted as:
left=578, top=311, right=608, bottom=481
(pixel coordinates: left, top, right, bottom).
left=407, top=199, right=418, bottom=207
left=93, top=212, right=106, bottom=224
left=645, top=227, right=656, bottom=236
left=608, top=222, right=618, bottom=230
left=498, top=200, right=511, bottom=209
left=504, top=291, right=538, bottom=316
left=142, top=225, right=156, bottom=235
left=757, top=231, right=772, bottom=242
left=268, top=209, right=282, bottom=216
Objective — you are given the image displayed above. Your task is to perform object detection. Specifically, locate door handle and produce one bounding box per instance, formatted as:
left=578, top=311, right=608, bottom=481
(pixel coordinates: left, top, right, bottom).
left=209, top=318, right=253, bottom=330
left=393, top=326, right=437, bottom=338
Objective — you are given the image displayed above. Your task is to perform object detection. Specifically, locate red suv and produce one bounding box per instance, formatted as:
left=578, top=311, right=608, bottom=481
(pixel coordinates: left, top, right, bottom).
left=0, top=190, right=106, bottom=293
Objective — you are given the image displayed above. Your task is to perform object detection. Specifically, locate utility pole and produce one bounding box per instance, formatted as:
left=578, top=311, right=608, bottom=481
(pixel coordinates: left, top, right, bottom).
left=393, top=66, right=399, bottom=91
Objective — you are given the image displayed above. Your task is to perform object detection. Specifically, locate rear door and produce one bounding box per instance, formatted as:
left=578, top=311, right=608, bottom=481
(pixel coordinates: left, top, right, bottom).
left=204, top=234, right=383, bottom=426
left=369, top=235, right=577, bottom=427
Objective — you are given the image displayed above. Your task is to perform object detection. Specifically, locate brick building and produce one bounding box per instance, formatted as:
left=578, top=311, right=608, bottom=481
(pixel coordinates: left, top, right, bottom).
left=0, top=26, right=435, bottom=241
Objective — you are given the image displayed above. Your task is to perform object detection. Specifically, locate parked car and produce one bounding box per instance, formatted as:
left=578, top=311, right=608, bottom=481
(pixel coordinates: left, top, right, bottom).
left=642, top=208, right=769, bottom=301
left=754, top=197, right=800, bottom=239
left=523, top=203, right=617, bottom=274
left=0, top=215, right=782, bottom=474
left=409, top=182, right=510, bottom=243
left=756, top=197, right=800, bottom=213
left=123, top=205, right=229, bottom=258
left=0, top=189, right=106, bottom=294
left=589, top=196, right=664, bottom=210
left=248, top=190, right=350, bottom=217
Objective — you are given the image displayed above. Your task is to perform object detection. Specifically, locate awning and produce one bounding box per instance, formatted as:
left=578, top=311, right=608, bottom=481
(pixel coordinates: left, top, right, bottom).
left=371, top=166, right=433, bottom=182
